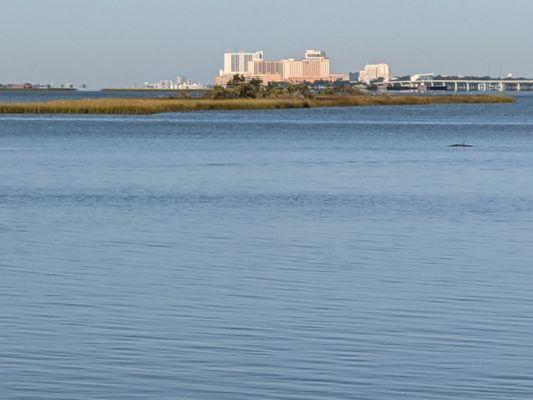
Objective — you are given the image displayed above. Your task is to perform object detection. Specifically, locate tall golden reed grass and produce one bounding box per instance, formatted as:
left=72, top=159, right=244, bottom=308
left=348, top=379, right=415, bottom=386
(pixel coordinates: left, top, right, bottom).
left=0, top=94, right=515, bottom=115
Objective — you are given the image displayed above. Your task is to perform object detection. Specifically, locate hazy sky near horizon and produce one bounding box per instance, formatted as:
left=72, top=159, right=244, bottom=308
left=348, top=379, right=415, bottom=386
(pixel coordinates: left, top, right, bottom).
left=1, top=0, right=532, bottom=88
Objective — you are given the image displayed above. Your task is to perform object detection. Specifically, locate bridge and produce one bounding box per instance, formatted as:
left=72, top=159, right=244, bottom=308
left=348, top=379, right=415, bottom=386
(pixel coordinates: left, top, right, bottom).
left=386, top=79, right=533, bottom=92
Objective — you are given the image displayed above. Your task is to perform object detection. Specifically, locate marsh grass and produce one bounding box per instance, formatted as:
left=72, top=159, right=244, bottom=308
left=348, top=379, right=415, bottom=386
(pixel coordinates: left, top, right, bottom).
left=0, top=94, right=515, bottom=115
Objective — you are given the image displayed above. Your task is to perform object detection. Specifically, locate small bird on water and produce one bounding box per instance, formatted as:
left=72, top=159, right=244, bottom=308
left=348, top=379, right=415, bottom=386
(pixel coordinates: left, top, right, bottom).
left=449, top=141, right=474, bottom=148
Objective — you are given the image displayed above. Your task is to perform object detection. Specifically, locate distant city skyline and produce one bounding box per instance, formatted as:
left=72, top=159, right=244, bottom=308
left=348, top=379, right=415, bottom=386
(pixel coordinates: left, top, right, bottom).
left=1, top=0, right=532, bottom=88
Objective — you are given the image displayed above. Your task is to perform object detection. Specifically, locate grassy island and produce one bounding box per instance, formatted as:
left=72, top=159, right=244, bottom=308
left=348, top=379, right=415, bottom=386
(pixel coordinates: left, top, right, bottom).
left=0, top=76, right=515, bottom=115
left=0, top=94, right=514, bottom=115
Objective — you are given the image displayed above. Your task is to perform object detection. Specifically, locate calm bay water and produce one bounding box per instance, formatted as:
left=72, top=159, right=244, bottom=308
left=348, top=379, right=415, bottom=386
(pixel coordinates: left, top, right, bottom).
left=1, top=95, right=533, bottom=399
left=0, top=90, right=203, bottom=103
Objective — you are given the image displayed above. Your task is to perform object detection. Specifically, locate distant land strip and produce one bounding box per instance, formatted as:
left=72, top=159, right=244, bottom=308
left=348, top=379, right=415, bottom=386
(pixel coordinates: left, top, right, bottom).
left=0, top=95, right=515, bottom=115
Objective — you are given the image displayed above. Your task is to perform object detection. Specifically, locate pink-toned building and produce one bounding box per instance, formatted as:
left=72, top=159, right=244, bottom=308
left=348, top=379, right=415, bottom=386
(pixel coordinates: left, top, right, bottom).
left=215, top=50, right=346, bottom=85
left=281, top=50, right=332, bottom=83
left=247, top=60, right=283, bottom=84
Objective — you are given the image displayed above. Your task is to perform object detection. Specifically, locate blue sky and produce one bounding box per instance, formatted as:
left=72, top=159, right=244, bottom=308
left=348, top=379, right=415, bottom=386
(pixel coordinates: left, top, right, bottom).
left=1, top=0, right=531, bottom=88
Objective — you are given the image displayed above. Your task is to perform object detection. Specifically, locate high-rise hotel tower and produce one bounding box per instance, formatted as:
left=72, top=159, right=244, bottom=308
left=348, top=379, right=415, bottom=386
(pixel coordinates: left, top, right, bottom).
left=221, top=51, right=264, bottom=76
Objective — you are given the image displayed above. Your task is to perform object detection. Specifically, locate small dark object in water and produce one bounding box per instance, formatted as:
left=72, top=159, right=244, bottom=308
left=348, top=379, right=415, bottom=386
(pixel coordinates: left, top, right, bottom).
left=449, top=141, right=474, bottom=148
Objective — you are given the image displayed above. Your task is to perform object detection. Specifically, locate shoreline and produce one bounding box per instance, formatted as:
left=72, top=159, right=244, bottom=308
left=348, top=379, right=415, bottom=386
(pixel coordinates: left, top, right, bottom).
left=0, top=94, right=515, bottom=115
left=0, top=88, right=77, bottom=92
left=100, top=88, right=209, bottom=92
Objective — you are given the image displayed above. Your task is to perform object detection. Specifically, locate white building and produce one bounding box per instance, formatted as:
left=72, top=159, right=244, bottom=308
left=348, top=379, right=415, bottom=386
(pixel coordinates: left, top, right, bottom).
left=410, top=73, right=434, bottom=82
left=178, top=81, right=206, bottom=90
left=358, top=63, right=391, bottom=83
left=144, top=77, right=206, bottom=90
left=144, top=80, right=178, bottom=90
left=304, top=49, right=326, bottom=60
left=222, top=51, right=264, bottom=76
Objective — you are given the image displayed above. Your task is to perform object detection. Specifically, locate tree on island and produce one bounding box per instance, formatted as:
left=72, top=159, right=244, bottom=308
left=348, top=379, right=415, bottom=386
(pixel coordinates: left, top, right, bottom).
left=210, top=75, right=353, bottom=100
left=226, top=74, right=246, bottom=87
left=211, top=74, right=264, bottom=99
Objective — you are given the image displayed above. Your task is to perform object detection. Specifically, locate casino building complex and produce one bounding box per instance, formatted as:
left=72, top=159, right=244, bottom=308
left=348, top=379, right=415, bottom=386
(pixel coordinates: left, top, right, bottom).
left=215, top=50, right=346, bottom=85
